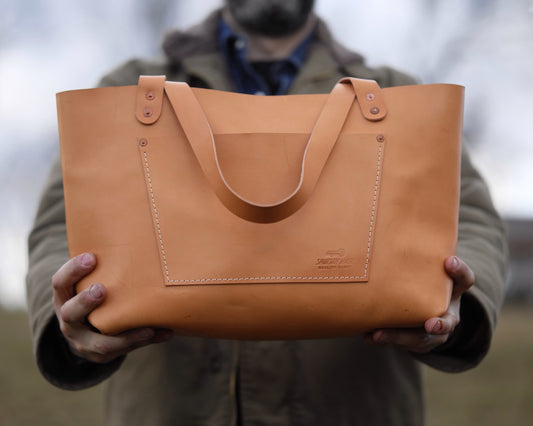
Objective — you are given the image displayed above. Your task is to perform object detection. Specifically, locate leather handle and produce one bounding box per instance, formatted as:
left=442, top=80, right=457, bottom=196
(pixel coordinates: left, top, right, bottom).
left=156, top=77, right=386, bottom=223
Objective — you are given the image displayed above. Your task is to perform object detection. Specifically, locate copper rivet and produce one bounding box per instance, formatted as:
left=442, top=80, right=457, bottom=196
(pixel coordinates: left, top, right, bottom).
left=370, top=107, right=380, bottom=115
left=145, top=91, right=155, bottom=100
left=376, top=134, right=385, bottom=143
left=366, top=93, right=375, bottom=101
left=139, top=138, right=148, bottom=146
left=143, top=108, right=153, bottom=117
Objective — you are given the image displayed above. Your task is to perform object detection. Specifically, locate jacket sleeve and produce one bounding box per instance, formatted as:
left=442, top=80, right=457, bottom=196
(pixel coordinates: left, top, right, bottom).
left=414, top=146, right=508, bottom=372
left=26, top=155, right=124, bottom=390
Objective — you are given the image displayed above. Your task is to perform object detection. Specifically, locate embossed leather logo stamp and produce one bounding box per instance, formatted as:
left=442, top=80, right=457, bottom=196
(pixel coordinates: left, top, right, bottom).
left=315, top=249, right=354, bottom=270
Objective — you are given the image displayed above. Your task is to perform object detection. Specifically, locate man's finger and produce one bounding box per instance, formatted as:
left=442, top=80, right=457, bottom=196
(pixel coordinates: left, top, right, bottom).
left=77, top=328, right=172, bottom=364
left=365, top=328, right=449, bottom=353
left=59, top=283, right=105, bottom=325
left=424, top=302, right=460, bottom=336
left=444, top=256, right=475, bottom=297
left=52, top=253, right=96, bottom=307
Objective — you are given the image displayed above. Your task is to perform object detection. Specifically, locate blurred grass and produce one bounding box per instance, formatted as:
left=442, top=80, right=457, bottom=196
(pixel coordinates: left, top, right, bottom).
left=426, top=303, right=533, bottom=426
left=0, top=308, right=103, bottom=426
left=1, top=303, right=532, bottom=425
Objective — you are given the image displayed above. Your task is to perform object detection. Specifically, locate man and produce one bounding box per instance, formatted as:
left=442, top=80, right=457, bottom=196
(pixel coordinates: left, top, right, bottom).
left=27, top=1, right=507, bottom=424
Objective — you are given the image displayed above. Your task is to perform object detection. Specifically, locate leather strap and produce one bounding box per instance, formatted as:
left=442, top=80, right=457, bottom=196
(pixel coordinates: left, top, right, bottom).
left=139, top=76, right=387, bottom=223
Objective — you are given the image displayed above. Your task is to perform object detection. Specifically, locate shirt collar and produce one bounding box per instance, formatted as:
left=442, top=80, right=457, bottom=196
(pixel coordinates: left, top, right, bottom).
left=217, top=16, right=314, bottom=94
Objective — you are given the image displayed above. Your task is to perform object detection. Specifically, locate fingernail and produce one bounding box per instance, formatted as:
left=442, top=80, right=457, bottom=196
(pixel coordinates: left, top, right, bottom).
left=139, top=328, right=155, bottom=340
left=432, top=320, right=443, bottom=333
left=374, top=330, right=386, bottom=343
left=89, top=283, right=103, bottom=299
left=451, top=256, right=458, bottom=270
left=80, top=253, right=94, bottom=267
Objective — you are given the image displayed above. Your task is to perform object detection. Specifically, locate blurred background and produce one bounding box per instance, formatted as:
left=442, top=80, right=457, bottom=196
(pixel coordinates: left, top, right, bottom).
left=1, top=0, right=532, bottom=425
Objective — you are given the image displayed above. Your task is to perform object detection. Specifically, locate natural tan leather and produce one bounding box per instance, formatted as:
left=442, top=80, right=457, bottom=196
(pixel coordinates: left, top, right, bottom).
left=136, top=75, right=165, bottom=124
left=56, top=77, right=464, bottom=338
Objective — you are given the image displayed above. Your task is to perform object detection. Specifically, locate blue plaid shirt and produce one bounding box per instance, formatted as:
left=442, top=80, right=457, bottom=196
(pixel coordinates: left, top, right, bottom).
left=218, top=18, right=314, bottom=95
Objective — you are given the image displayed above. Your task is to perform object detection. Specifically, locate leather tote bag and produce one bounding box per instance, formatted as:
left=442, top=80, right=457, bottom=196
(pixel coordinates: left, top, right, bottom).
left=57, top=76, right=464, bottom=339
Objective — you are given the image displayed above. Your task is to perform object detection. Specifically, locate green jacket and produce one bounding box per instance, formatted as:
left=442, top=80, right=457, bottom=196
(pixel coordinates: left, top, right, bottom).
left=27, top=10, right=507, bottom=426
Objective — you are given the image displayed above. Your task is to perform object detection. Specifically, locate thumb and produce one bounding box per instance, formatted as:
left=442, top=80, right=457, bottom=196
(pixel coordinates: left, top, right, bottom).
left=445, top=256, right=475, bottom=298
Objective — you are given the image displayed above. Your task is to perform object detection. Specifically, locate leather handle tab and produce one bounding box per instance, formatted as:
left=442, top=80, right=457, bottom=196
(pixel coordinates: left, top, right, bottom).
left=136, top=75, right=166, bottom=124
left=340, top=77, right=387, bottom=121
left=163, top=77, right=386, bottom=223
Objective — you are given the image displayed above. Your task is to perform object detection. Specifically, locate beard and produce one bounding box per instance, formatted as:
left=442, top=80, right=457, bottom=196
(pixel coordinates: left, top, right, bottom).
left=226, top=0, right=315, bottom=37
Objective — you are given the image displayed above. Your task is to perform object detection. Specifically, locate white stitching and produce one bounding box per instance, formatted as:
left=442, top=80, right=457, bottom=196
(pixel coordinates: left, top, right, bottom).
left=141, top=140, right=383, bottom=283
left=143, top=151, right=172, bottom=281
left=166, top=276, right=367, bottom=283
left=363, top=144, right=382, bottom=277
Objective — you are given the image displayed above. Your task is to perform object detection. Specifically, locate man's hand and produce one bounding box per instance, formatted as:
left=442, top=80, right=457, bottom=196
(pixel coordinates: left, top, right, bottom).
left=364, top=256, right=475, bottom=353
left=52, top=253, right=173, bottom=364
